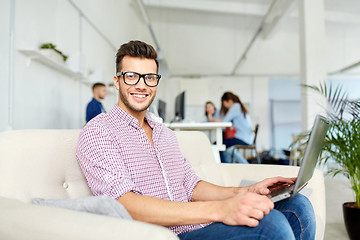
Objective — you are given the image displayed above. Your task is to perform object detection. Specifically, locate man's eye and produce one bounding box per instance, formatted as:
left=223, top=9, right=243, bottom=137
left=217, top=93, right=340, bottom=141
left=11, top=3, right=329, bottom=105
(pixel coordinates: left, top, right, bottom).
left=146, top=75, right=155, bottom=81
left=126, top=73, right=136, bottom=79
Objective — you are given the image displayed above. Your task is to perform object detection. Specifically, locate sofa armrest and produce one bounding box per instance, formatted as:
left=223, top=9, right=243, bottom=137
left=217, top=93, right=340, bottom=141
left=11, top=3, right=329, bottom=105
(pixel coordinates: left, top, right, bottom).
left=0, top=196, right=179, bottom=240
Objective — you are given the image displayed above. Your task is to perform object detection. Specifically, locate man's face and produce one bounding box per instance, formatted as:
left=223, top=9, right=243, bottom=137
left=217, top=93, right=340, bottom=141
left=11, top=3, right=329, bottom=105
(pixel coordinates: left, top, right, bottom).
left=114, top=56, right=158, bottom=115
left=95, top=86, right=107, bottom=100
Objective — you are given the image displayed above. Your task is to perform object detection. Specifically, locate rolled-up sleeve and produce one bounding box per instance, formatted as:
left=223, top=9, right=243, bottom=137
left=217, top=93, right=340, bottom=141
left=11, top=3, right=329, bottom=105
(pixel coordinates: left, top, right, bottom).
left=183, top=157, right=201, bottom=201
left=76, top=124, right=139, bottom=199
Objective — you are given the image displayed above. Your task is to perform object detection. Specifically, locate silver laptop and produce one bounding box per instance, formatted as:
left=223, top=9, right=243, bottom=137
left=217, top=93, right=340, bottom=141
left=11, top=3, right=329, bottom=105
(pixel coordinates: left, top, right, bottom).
left=270, top=115, right=329, bottom=203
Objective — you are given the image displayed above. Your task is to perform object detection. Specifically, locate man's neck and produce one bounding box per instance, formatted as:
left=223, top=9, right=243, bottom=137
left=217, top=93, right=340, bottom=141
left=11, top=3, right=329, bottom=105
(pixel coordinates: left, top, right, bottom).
left=93, top=96, right=101, bottom=102
left=134, top=112, right=147, bottom=128
left=117, top=103, right=147, bottom=128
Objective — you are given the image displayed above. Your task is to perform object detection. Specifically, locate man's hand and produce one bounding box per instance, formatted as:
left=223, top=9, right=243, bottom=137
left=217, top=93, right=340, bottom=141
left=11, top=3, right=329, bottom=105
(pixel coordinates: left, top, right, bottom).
left=217, top=191, right=274, bottom=227
left=247, top=177, right=297, bottom=196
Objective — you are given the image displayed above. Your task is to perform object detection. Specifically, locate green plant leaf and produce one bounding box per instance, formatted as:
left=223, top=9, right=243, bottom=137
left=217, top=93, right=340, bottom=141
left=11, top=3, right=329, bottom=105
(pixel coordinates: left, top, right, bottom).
left=292, top=82, right=360, bottom=206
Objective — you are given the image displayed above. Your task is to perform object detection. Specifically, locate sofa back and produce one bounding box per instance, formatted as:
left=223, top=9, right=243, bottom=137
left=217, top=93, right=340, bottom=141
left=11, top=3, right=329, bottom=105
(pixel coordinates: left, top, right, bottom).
left=0, top=130, right=92, bottom=203
left=0, top=129, right=220, bottom=203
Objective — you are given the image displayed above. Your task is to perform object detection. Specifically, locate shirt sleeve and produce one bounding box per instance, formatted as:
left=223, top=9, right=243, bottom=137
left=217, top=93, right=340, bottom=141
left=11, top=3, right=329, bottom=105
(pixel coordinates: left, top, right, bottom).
left=222, top=104, right=239, bottom=123
left=76, top=124, right=139, bottom=199
left=182, top=157, right=201, bottom=201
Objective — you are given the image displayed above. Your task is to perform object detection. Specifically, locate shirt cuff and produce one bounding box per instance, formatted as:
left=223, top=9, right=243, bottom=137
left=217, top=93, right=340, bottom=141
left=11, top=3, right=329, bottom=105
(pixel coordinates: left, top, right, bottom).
left=105, top=180, right=141, bottom=200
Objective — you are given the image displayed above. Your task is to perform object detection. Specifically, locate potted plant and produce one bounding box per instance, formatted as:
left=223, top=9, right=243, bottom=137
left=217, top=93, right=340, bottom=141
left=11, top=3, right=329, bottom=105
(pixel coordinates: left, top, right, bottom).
left=39, top=43, right=68, bottom=64
left=292, top=82, right=360, bottom=240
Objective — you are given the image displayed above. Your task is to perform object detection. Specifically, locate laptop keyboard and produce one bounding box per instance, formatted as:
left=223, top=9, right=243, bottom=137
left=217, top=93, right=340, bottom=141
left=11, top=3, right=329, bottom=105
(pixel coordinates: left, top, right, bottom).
left=268, top=183, right=295, bottom=198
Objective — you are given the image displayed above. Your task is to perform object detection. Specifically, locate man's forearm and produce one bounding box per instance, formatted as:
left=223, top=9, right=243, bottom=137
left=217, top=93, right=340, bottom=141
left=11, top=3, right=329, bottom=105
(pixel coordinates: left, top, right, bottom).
left=117, top=178, right=290, bottom=228
left=191, top=180, right=248, bottom=202
left=118, top=191, right=221, bottom=226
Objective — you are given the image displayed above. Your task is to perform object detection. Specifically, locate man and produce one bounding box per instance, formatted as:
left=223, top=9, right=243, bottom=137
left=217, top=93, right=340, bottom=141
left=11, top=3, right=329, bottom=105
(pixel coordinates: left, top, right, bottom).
left=86, top=83, right=107, bottom=122
left=77, top=40, right=315, bottom=240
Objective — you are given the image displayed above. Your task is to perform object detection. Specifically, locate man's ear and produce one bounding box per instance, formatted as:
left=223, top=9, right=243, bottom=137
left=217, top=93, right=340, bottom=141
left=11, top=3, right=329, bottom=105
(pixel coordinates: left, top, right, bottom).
left=114, top=76, right=120, bottom=91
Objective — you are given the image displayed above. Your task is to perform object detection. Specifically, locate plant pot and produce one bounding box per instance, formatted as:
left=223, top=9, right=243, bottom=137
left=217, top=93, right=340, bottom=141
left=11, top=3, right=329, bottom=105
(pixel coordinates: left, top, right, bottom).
left=343, top=202, right=360, bottom=240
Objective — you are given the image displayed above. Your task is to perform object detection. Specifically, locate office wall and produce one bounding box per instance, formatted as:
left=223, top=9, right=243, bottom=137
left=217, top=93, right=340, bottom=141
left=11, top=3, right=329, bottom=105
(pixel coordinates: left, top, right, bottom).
left=0, top=0, right=10, bottom=132
left=0, top=0, right=148, bottom=131
left=326, top=22, right=360, bottom=73
left=269, top=78, right=302, bottom=150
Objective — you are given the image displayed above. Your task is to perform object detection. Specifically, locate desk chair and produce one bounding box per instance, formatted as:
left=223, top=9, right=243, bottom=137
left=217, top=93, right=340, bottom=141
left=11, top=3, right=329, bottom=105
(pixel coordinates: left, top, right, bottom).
left=233, top=124, right=261, bottom=164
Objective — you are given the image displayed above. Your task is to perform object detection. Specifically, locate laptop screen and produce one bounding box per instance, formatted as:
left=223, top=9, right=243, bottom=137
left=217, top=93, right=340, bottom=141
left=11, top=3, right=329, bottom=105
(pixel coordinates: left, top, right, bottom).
left=293, top=115, right=329, bottom=192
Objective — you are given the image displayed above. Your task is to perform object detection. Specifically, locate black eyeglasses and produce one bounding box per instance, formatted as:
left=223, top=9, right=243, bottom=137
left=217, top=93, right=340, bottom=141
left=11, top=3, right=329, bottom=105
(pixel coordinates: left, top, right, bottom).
left=116, top=71, right=161, bottom=87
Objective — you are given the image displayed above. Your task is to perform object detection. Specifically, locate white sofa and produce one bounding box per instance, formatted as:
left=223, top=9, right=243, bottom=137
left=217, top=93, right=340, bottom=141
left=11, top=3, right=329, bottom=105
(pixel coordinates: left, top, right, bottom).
left=0, top=129, right=325, bottom=239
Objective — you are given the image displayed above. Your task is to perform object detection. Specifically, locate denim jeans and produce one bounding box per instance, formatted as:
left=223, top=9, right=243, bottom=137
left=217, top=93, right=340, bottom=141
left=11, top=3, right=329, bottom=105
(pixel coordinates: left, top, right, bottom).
left=178, top=194, right=316, bottom=240
left=220, top=138, right=249, bottom=164
left=220, top=146, right=249, bottom=164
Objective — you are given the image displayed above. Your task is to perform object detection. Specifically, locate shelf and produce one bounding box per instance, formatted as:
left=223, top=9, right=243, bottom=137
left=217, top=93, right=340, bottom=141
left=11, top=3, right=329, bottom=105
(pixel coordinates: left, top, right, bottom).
left=19, top=49, right=84, bottom=78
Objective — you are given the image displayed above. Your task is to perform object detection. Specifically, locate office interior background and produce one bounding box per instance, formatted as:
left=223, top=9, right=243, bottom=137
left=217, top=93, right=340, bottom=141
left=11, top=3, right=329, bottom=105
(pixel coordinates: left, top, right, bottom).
left=1, top=0, right=360, bottom=151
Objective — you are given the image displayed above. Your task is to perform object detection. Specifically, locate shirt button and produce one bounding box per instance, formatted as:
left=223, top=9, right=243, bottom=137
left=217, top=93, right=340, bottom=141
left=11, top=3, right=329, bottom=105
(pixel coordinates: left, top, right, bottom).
left=63, top=182, right=69, bottom=189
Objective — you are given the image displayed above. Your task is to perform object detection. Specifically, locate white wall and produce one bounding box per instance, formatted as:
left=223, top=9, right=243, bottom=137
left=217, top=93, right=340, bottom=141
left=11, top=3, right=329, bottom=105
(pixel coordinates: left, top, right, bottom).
left=0, top=0, right=149, bottom=131
left=326, top=22, right=360, bottom=73
left=0, top=0, right=10, bottom=132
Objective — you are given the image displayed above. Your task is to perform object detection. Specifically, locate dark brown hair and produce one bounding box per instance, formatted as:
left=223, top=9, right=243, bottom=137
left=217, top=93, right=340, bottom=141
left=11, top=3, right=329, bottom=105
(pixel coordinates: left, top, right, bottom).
left=92, top=82, right=106, bottom=91
left=220, top=92, right=248, bottom=117
left=115, top=40, right=159, bottom=73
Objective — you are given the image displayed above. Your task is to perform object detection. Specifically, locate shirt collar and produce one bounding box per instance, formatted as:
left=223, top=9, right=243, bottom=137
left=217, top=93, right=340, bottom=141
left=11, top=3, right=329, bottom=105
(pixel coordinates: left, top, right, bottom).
left=110, top=105, right=163, bottom=130
left=92, top=97, right=101, bottom=103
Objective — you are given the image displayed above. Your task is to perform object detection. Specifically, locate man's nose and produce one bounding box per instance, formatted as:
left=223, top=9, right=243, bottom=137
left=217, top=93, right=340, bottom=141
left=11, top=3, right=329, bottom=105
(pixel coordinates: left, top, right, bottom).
left=135, top=76, right=147, bottom=88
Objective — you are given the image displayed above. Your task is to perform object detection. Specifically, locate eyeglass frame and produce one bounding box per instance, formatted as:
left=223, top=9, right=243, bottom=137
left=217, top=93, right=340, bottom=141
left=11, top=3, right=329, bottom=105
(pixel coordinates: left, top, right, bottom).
left=116, top=71, right=161, bottom=87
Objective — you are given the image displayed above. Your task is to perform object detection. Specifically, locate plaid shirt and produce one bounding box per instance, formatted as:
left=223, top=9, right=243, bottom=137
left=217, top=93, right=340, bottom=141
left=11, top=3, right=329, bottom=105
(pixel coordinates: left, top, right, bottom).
left=76, top=105, right=203, bottom=235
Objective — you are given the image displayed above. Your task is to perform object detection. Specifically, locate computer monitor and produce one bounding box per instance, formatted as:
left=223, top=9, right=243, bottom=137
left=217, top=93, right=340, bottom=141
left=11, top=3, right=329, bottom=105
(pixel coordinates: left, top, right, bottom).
left=175, top=91, right=186, bottom=121
left=158, top=99, right=166, bottom=121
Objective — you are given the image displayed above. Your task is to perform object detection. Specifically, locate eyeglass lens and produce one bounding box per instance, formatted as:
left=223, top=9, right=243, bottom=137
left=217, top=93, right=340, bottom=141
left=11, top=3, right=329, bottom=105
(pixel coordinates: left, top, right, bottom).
left=123, top=72, right=159, bottom=86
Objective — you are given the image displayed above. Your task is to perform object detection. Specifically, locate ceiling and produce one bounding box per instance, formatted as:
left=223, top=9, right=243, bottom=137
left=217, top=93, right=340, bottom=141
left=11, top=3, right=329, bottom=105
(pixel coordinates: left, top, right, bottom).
left=136, top=0, right=360, bottom=77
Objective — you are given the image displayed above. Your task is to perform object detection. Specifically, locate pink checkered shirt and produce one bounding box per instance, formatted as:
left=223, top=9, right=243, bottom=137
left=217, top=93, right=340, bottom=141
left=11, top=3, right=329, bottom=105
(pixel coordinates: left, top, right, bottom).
left=76, top=105, right=204, bottom=235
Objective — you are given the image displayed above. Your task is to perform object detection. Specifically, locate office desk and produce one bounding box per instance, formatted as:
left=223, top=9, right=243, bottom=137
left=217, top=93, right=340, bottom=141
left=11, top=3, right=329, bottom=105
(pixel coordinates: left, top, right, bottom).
left=165, top=122, right=232, bottom=163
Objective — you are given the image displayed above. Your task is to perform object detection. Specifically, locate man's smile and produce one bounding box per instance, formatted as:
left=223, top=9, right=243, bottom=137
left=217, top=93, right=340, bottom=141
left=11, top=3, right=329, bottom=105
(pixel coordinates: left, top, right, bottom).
left=130, top=92, right=150, bottom=102
left=131, top=93, right=148, bottom=98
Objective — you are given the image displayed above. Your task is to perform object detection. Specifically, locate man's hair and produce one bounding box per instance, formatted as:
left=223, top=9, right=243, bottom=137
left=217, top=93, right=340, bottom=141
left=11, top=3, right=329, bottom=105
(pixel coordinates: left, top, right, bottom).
left=115, top=40, right=159, bottom=73
left=92, top=82, right=106, bottom=91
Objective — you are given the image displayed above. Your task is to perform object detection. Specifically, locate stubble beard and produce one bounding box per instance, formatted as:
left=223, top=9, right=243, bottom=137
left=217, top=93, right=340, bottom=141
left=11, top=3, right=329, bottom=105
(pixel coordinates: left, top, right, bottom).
left=119, top=88, right=155, bottom=113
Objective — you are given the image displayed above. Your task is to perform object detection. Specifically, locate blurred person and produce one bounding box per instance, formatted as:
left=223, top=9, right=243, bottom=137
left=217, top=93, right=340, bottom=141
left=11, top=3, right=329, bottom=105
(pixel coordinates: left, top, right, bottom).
left=86, top=83, right=107, bottom=122
left=208, top=92, right=253, bottom=163
left=204, top=101, right=221, bottom=143
left=205, top=101, right=220, bottom=122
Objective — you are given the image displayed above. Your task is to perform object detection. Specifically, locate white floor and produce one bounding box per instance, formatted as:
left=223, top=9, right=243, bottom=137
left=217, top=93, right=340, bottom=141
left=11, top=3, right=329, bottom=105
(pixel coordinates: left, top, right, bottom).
left=324, top=176, right=354, bottom=240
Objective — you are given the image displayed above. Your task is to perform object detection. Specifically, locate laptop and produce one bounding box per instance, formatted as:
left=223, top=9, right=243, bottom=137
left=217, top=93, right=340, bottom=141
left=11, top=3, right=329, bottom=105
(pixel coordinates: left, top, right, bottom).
left=269, top=114, right=329, bottom=203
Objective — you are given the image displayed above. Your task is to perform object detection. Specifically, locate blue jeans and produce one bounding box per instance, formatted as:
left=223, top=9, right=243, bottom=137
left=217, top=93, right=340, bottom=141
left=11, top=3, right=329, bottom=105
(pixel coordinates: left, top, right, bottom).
left=220, top=138, right=249, bottom=164
left=220, top=146, right=249, bottom=164
left=178, top=194, right=316, bottom=240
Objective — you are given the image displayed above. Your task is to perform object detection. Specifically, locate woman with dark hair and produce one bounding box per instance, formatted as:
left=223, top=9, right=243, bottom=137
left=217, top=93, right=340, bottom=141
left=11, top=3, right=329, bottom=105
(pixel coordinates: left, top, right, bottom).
left=208, top=92, right=253, bottom=163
